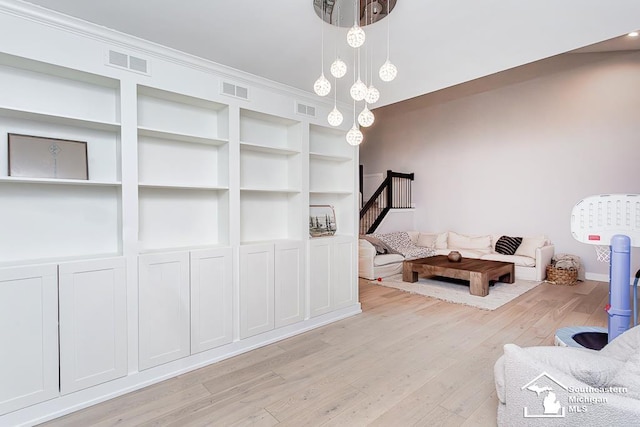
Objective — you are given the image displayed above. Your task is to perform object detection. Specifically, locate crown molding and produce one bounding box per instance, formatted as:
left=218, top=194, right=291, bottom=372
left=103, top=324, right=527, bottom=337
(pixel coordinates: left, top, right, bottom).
left=0, top=0, right=345, bottom=111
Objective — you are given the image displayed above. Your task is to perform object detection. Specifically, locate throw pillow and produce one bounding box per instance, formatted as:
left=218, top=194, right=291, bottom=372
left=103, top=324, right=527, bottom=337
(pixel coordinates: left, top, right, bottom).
left=495, top=236, right=523, bottom=255
left=514, top=236, right=547, bottom=258
left=361, top=235, right=396, bottom=255
left=417, top=233, right=437, bottom=248
left=447, top=231, right=491, bottom=250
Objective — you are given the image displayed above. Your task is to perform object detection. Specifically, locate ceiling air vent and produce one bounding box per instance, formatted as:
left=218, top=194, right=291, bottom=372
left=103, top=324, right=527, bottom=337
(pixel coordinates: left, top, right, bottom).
left=221, top=81, right=249, bottom=100
left=107, top=50, right=150, bottom=75
left=296, top=102, right=316, bottom=117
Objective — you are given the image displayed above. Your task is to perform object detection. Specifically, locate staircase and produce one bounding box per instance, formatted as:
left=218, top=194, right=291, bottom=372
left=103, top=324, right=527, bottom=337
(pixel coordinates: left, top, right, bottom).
left=360, top=170, right=414, bottom=235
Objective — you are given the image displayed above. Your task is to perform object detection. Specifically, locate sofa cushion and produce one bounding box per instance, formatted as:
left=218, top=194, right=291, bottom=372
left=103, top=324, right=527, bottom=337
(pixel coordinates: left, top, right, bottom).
left=435, top=232, right=448, bottom=249
left=373, top=254, right=405, bottom=266
left=481, top=253, right=535, bottom=267
left=514, top=236, right=547, bottom=258
left=495, top=236, right=523, bottom=255
left=417, top=233, right=437, bottom=248
left=448, top=231, right=491, bottom=251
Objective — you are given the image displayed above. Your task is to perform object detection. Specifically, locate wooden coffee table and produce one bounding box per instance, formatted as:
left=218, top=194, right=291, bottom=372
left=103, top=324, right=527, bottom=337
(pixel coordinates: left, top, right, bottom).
left=402, top=255, right=515, bottom=297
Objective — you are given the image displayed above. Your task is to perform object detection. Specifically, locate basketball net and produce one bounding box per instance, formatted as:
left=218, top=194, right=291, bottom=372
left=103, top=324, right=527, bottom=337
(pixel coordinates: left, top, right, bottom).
left=594, top=245, right=610, bottom=264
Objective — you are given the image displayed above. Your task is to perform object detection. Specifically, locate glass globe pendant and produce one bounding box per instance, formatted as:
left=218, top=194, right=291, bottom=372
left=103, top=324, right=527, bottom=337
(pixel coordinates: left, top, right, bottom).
left=314, top=73, right=331, bottom=96
left=346, top=24, right=365, bottom=48
left=350, top=78, right=367, bottom=101
left=346, top=123, right=364, bottom=146
left=365, top=84, right=380, bottom=104
left=358, top=104, right=375, bottom=128
left=379, top=60, right=397, bottom=82
left=328, top=107, right=343, bottom=126
left=330, top=58, right=347, bottom=78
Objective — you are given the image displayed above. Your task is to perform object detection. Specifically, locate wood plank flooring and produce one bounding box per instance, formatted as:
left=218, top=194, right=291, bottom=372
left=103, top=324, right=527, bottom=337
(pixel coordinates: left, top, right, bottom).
left=41, top=278, right=611, bottom=427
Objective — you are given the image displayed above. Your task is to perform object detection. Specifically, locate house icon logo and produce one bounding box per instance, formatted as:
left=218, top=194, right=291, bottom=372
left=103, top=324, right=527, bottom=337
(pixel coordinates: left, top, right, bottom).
left=521, top=372, right=568, bottom=418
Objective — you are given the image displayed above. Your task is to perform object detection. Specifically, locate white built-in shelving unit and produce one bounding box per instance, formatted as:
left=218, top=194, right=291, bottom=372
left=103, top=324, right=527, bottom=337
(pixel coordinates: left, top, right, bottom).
left=137, top=85, right=230, bottom=251
left=0, top=6, right=360, bottom=425
left=0, top=53, right=122, bottom=265
left=239, top=108, right=302, bottom=243
left=309, top=124, right=356, bottom=238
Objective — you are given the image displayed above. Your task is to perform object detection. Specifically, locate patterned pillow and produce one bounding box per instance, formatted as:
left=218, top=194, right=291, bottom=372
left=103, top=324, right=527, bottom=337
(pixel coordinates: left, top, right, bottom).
left=495, top=236, right=522, bottom=255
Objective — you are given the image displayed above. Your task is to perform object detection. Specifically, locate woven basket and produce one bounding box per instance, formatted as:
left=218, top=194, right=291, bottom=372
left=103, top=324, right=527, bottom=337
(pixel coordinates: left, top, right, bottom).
left=546, top=265, right=578, bottom=285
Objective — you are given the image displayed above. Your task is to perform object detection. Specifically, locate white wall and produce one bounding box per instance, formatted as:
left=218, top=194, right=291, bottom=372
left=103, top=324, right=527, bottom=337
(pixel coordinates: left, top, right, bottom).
left=360, top=51, right=640, bottom=280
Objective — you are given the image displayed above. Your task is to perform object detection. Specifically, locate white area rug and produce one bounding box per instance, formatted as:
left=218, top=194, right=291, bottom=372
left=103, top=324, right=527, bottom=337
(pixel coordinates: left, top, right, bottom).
left=371, top=274, right=542, bottom=311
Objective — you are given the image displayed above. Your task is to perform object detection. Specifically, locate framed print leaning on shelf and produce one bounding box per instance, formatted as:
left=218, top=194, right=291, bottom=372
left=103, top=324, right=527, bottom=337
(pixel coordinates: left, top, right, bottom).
left=309, top=204, right=337, bottom=237
left=8, top=133, right=88, bottom=180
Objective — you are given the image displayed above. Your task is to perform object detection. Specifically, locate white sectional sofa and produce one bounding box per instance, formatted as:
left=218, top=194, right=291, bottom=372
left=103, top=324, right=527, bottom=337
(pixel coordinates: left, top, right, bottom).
left=359, top=231, right=554, bottom=281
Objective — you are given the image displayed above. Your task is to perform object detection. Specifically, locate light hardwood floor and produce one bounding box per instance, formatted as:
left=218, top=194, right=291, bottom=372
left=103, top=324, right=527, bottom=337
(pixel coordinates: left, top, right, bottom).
left=41, top=278, right=610, bottom=427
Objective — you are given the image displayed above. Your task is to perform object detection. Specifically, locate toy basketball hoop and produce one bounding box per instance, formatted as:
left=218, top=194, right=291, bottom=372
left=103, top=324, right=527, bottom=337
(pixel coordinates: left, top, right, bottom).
left=594, top=245, right=610, bottom=263
left=566, top=194, right=640, bottom=346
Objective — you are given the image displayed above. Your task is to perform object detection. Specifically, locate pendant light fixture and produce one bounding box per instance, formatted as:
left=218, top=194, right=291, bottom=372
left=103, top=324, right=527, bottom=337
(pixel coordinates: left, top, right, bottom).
left=350, top=48, right=367, bottom=101
left=327, top=75, right=344, bottom=126
left=379, top=0, right=397, bottom=82
left=330, top=5, right=348, bottom=79
left=346, top=0, right=365, bottom=48
left=346, top=99, right=364, bottom=145
left=312, top=0, right=399, bottom=144
left=313, top=1, right=331, bottom=96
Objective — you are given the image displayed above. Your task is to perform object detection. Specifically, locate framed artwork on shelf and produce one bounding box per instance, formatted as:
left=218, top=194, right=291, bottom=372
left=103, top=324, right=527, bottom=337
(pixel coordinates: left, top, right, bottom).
left=309, top=204, right=337, bottom=237
left=8, top=133, right=88, bottom=180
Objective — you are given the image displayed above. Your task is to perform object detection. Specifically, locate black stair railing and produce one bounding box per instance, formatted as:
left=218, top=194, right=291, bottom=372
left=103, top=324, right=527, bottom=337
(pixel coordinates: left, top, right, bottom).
left=359, top=170, right=414, bottom=235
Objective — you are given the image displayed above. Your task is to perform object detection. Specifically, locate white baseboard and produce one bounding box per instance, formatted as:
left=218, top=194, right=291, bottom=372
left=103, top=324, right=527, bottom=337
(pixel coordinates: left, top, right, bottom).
left=585, top=272, right=609, bottom=282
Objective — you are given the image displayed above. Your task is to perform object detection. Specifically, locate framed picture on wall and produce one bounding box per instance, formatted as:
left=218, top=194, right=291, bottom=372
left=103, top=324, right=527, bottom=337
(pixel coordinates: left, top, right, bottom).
left=309, top=204, right=337, bottom=237
left=8, top=133, right=88, bottom=180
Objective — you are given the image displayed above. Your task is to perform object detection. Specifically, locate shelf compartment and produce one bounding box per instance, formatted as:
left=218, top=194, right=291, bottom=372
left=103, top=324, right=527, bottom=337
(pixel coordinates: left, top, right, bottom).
left=309, top=156, right=354, bottom=194
left=240, top=148, right=300, bottom=191
left=138, top=132, right=228, bottom=188
left=0, top=115, right=121, bottom=183
left=309, top=192, right=356, bottom=237
left=138, top=86, right=228, bottom=141
left=240, top=192, right=302, bottom=243
left=0, top=54, right=120, bottom=125
left=138, top=187, right=229, bottom=251
left=0, top=183, right=121, bottom=264
left=240, top=109, right=301, bottom=152
left=309, top=124, right=354, bottom=158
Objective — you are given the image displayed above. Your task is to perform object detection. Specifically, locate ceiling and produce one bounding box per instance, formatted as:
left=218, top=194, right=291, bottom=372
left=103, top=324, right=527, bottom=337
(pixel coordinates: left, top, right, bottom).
left=19, top=0, right=640, bottom=107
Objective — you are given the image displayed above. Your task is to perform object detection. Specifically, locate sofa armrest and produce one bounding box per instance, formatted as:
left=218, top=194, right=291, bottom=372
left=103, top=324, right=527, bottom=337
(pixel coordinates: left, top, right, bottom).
left=534, top=244, right=554, bottom=281
left=358, top=239, right=376, bottom=280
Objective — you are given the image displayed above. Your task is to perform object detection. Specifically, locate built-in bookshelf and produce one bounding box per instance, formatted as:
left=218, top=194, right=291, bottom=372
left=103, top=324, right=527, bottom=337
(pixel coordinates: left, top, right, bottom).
left=0, top=53, right=122, bottom=264
left=239, top=109, right=302, bottom=243
left=137, top=86, right=230, bottom=251
left=309, top=124, right=356, bottom=237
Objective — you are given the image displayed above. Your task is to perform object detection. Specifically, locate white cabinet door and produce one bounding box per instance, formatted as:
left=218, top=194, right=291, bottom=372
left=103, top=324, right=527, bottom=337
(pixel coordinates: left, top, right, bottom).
left=58, top=258, right=127, bottom=395
left=239, top=244, right=274, bottom=339
left=332, top=237, right=357, bottom=310
left=139, top=252, right=190, bottom=370
left=190, top=247, right=233, bottom=354
left=0, top=265, right=58, bottom=415
left=274, top=241, right=304, bottom=328
left=309, top=239, right=332, bottom=318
